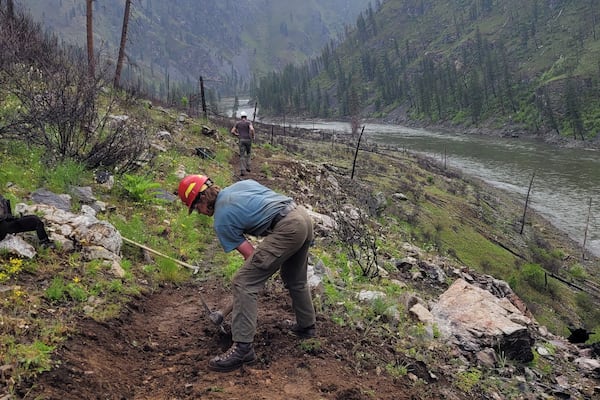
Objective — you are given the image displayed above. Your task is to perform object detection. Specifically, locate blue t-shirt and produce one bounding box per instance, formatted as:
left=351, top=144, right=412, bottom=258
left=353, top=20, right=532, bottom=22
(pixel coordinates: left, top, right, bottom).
left=213, top=180, right=292, bottom=252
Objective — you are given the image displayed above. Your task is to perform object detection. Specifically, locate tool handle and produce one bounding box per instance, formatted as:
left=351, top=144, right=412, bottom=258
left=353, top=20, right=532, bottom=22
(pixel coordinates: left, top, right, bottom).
left=221, top=301, right=233, bottom=318
left=122, top=236, right=199, bottom=272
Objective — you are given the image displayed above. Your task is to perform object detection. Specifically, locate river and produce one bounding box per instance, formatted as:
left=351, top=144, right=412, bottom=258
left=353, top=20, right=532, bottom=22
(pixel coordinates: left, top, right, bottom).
left=282, top=119, right=600, bottom=258
left=220, top=98, right=600, bottom=258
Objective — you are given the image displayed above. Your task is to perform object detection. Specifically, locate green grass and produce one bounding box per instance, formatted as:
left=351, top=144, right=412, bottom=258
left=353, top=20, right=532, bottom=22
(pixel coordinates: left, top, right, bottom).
left=45, top=159, right=88, bottom=194
left=0, top=141, right=46, bottom=193
left=420, top=198, right=516, bottom=275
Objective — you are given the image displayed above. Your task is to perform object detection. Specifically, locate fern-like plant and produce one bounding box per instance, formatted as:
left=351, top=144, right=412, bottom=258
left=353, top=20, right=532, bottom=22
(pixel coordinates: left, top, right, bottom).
left=120, top=174, right=162, bottom=203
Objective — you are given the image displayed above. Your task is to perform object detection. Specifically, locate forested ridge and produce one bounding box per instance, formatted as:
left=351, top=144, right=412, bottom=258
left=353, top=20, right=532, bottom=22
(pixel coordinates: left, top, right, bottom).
left=256, top=0, right=600, bottom=141
left=21, top=0, right=371, bottom=100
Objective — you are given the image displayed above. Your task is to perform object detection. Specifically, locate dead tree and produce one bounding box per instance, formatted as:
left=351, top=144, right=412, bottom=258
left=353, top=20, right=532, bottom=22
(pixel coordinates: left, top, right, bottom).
left=86, top=0, right=94, bottom=77
left=114, top=0, right=132, bottom=88
left=520, top=172, right=535, bottom=234
left=7, top=0, right=14, bottom=18
left=333, top=199, right=381, bottom=279
left=350, top=125, right=365, bottom=180
left=582, top=197, right=592, bottom=260
left=199, top=75, right=207, bottom=119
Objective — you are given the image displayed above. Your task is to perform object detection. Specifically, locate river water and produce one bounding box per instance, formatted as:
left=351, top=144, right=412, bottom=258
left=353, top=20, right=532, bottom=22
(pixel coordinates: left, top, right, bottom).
left=220, top=97, right=600, bottom=257
left=282, top=120, right=600, bottom=258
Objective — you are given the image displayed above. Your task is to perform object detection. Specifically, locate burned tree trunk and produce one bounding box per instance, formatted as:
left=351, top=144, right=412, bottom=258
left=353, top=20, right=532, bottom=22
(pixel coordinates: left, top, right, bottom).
left=86, top=0, right=94, bottom=77
left=520, top=172, right=535, bottom=235
left=114, top=0, right=132, bottom=88
left=351, top=125, right=365, bottom=180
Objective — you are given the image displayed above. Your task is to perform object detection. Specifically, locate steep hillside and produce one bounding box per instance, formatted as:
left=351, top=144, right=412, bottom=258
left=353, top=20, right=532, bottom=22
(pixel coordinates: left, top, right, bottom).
left=2, top=7, right=599, bottom=398
left=4, top=106, right=600, bottom=400
left=19, top=0, right=372, bottom=98
left=256, top=0, right=600, bottom=142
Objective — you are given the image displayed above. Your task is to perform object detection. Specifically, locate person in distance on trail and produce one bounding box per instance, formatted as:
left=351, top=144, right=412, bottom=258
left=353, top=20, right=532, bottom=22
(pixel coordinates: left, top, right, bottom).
left=230, top=111, right=255, bottom=176
left=0, top=195, right=54, bottom=249
left=178, top=174, right=316, bottom=372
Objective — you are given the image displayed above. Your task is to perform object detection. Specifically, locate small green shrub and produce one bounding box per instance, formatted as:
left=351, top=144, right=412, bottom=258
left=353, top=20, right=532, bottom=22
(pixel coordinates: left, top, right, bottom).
left=45, top=159, right=87, bottom=193
left=385, top=361, right=408, bottom=378
left=108, top=279, right=124, bottom=293
left=299, top=338, right=322, bottom=354
left=568, top=264, right=588, bottom=280
left=455, top=367, right=482, bottom=392
left=323, top=280, right=344, bottom=305
left=451, top=110, right=468, bottom=125
left=66, top=282, right=88, bottom=302
left=120, top=174, right=162, bottom=203
left=521, top=263, right=546, bottom=291
left=45, top=277, right=66, bottom=302
left=155, top=258, right=189, bottom=283
left=368, top=297, right=390, bottom=319
left=432, top=324, right=441, bottom=339
left=13, top=340, right=55, bottom=375
left=261, top=162, right=272, bottom=178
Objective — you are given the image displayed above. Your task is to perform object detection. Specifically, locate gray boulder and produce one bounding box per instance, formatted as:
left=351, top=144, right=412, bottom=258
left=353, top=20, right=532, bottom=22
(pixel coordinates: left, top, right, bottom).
left=431, top=278, right=535, bottom=363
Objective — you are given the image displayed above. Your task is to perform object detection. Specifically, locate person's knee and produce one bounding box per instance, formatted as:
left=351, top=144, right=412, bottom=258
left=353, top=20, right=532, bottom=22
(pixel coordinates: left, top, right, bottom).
left=283, top=278, right=308, bottom=292
left=232, top=274, right=253, bottom=294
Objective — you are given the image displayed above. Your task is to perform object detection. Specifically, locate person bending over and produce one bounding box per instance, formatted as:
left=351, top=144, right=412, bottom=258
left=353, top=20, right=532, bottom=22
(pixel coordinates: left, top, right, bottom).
left=178, top=174, right=316, bottom=372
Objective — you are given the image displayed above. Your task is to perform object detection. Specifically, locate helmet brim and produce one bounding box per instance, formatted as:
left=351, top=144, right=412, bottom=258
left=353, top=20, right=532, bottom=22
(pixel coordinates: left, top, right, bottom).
left=188, top=196, right=197, bottom=214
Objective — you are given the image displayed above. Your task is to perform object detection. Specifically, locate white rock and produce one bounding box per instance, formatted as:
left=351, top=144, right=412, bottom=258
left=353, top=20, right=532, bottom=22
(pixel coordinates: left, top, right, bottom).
left=357, top=290, right=386, bottom=302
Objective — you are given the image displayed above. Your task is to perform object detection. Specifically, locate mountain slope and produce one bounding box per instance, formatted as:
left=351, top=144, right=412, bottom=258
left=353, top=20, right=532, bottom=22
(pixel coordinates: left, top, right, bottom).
left=20, top=0, right=372, bottom=97
left=256, top=0, right=600, bottom=141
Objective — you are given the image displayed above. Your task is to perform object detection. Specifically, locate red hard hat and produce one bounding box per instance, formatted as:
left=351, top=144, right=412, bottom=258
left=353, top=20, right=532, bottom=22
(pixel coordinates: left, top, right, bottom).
left=178, top=174, right=210, bottom=213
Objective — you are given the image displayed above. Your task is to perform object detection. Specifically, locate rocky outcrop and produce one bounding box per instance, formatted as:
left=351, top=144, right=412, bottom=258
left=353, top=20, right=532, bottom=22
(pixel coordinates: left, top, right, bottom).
left=431, top=278, right=534, bottom=362
left=392, top=242, right=600, bottom=397
left=21, top=202, right=124, bottom=277
left=1, top=188, right=124, bottom=277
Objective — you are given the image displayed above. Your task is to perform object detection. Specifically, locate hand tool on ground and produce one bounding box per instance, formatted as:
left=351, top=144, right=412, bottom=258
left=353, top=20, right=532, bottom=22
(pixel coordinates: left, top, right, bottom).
left=122, top=236, right=200, bottom=274
left=208, top=300, right=233, bottom=326
left=122, top=237, right=227, bottom=332
left=198, top=290, right=227, bottom=334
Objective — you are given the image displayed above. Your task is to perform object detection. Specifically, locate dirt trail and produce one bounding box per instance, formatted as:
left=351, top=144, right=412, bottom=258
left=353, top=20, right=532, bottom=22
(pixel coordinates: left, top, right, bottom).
left=21, top=150, right=456, bottom=400
left=24, top=280, right=429, bottom=400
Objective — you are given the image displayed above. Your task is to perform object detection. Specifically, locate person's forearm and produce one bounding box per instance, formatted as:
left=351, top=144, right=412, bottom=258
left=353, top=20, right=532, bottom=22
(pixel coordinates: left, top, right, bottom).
left=236, top=240, right=254, bottom=259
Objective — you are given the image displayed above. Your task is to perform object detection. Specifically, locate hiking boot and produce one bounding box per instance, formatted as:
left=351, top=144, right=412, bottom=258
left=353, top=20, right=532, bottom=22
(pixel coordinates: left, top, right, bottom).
left=40, top=239, right=56, bottom=250
left=208, top=342, right=256, bottom=372
left=290, top=324, right=316, bottom=339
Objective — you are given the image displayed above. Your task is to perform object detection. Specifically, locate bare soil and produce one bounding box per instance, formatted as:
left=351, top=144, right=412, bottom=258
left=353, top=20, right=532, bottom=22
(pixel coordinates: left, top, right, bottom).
left=23, top=280, right=439, bottom=400
left=20, top=151, right=449, bottom=400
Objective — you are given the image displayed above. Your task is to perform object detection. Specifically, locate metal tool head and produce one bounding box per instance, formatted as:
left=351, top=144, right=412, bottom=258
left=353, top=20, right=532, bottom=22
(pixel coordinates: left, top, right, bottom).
left=198, top=291, right=226, bottom=334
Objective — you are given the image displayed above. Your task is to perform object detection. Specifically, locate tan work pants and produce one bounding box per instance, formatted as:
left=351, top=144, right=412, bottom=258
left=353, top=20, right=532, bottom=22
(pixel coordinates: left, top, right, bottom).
left=231, top=206, right=315, bottom=343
